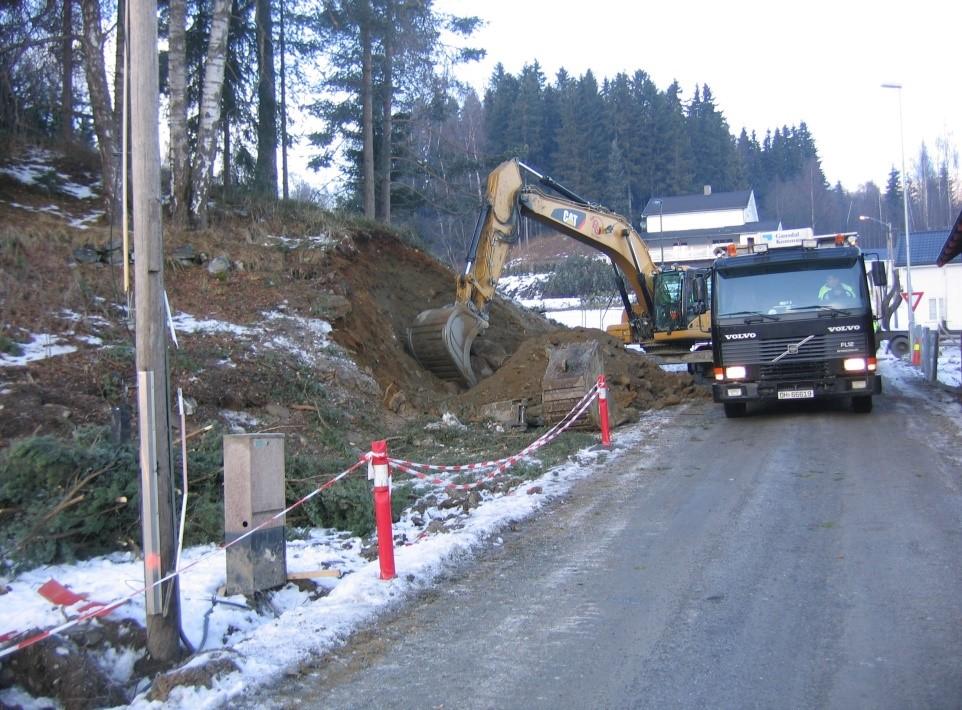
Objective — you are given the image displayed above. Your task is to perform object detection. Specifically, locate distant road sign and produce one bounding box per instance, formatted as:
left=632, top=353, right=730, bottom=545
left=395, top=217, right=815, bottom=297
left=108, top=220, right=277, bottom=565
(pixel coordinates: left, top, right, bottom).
left=901, top=291, right=924, bottom=311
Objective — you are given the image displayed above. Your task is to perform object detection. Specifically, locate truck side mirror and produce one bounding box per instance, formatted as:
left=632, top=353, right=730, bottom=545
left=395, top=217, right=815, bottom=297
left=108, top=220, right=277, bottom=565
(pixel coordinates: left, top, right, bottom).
left=870, top=260, right=887, bottom=287
left=691, top=274, right=708, bottom=314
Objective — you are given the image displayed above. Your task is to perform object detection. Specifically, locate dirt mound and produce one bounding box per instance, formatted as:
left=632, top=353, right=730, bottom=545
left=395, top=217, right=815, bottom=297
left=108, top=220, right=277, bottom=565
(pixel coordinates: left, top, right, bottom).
left=455, top=328, right=708, bottom=424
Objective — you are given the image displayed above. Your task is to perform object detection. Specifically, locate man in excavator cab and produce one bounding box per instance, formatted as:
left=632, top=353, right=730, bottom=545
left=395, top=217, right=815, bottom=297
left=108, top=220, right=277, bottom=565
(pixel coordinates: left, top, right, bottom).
left=654, top=273, right=683, bottom=332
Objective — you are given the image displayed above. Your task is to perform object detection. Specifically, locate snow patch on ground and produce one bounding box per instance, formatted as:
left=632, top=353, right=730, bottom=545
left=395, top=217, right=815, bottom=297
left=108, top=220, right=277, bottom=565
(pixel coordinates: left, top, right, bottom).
left=0, top=333, right=77, bottom=367
left=262, top=233, right=338, bottom=250
left=221, top=410, right=261, bottom=433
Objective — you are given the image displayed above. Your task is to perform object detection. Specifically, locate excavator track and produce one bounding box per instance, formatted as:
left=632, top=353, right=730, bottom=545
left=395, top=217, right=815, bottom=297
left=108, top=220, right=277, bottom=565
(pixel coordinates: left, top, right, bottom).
left=406, top=305, right=486, bottom=387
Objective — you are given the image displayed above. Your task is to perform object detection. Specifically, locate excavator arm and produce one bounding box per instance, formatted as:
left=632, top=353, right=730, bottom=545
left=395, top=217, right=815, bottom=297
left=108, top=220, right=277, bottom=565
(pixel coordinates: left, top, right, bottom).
left=405, top=160, right=526, bottom=386
left=406, top=158, right=707, bottom=387
left=516, top=188, right=658, bottom=335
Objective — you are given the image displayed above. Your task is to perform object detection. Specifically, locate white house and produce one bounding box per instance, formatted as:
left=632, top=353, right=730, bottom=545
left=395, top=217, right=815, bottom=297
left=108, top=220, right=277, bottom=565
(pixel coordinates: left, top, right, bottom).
left=891, top=229, right=962, bottom=330
left=640, top=187, right=783, bottom=266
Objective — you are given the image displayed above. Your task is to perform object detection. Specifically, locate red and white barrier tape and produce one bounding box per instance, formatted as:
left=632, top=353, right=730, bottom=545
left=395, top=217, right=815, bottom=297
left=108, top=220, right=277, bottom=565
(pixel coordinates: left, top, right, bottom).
left=391, top=385, right=600, bottom=490
left=0, top=457, right=367, bottom=660
left=2, top=382, right=605, bottom=658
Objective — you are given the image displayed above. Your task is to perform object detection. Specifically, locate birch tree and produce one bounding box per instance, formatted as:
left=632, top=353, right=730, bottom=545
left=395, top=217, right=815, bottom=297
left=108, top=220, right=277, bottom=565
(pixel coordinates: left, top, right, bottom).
left=190, top=0, right=231, bottom=228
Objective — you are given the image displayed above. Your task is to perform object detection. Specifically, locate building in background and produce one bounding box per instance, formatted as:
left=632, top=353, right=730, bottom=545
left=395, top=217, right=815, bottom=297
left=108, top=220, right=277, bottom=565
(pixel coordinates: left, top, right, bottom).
left=640, top=186, right=789, bottom=267
left=893, top=229, right=962, bottom=330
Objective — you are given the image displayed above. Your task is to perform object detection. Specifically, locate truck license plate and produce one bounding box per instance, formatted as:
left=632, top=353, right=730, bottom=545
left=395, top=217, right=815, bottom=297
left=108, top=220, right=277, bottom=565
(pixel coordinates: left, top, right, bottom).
left=778, top=389, right=814, bottom=400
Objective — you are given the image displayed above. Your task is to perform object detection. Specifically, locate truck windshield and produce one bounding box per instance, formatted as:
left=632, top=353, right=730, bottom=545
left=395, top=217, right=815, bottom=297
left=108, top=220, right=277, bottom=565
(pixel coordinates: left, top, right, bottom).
left=715, top=260, right=868, bottom=319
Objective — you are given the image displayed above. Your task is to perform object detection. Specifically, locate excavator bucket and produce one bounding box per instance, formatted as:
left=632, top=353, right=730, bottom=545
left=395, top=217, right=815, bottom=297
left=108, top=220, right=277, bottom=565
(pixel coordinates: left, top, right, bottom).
left=541, top=340, right=612, bottom=428
left=406, top=304, right=487, bottom=387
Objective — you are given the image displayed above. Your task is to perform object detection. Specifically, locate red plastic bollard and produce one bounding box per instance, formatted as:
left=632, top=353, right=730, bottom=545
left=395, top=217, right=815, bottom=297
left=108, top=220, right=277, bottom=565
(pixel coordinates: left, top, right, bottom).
left=370, top=440, right=396, bottom=580
left=911, top=339, right=921, bottom=366
left=597, top=375, right=612, bottom=447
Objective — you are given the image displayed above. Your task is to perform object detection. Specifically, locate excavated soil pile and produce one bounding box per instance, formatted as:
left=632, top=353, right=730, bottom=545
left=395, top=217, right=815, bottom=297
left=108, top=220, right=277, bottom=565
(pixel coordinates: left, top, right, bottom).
left=303, top=231, right=707, bottom=423
left=456, top=328, right=707, bottom=424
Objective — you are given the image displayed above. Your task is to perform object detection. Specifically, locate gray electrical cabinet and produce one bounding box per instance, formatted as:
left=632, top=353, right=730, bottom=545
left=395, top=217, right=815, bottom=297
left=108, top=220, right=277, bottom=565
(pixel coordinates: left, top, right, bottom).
left=223, top=433, right=287, bottom=595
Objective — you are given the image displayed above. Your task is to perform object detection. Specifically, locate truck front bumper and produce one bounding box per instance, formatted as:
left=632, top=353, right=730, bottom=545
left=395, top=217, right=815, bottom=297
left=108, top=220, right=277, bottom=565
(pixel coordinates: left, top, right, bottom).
left=712, top=373, right=882, bottom=403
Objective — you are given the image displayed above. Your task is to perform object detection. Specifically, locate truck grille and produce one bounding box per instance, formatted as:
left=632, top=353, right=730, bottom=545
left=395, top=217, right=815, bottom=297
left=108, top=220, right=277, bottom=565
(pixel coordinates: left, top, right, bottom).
left=721, top=333, right=866, bottom=364
left=758, top=361, right=830, bottom=382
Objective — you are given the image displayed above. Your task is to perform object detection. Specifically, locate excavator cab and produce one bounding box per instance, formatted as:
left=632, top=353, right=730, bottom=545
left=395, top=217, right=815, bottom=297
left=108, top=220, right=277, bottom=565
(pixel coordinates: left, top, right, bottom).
left=650, top=267, right=710, bottom=334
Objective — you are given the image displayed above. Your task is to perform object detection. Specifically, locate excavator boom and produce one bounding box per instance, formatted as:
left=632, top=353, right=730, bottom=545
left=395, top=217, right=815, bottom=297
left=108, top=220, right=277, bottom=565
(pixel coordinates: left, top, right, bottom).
left=406, top=158, right=710, bottom=389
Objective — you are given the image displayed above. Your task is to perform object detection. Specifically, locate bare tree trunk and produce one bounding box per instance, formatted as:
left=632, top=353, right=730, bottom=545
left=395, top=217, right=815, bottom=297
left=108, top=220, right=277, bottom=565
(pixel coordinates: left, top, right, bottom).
left=60, top=0, right=74, bottom=143
left=168, top=0, right=189, bottom=227
left=279, top=0, right=289, bottom=201
left=222, top=115, right=231, bottom=194
left=190, top=0, right=231, bottom=228
left=254, top=0, right=277, bottom=199
left=376, top=2, right=392, bottom=225
left=360, top=3, right=375, bottom=220
left=80, top=0, right=119, bottom=226
left=112, top=0, right=126, bottom=150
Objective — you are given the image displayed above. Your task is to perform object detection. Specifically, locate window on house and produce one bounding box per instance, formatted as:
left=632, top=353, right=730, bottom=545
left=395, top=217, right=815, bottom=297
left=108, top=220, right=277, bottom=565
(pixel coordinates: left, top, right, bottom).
left=928, top=298, right=945, bottom=322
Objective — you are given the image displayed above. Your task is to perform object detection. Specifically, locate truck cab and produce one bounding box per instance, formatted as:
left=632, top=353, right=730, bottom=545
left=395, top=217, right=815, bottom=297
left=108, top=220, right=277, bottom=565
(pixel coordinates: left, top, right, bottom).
left=710, top=235, right=882, bottom=417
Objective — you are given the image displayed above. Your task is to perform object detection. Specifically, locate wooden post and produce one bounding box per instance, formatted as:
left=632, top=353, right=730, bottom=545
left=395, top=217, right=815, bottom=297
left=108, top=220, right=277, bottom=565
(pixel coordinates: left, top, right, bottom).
left=130, top=0, right=182, bottom=661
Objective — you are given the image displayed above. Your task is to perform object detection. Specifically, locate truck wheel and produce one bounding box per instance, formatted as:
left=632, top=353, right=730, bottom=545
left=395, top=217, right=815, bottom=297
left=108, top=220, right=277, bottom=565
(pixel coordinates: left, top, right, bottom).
left=887, top=335, right=909, bottom=359
left=852, top=395, right=873, bottom=413
left=723, top=402, right=747, bottom=418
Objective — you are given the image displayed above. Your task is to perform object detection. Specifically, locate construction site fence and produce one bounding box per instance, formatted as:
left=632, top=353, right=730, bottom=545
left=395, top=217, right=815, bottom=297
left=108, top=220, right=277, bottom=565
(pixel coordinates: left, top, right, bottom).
left=0, top=375, right=613, bottom=659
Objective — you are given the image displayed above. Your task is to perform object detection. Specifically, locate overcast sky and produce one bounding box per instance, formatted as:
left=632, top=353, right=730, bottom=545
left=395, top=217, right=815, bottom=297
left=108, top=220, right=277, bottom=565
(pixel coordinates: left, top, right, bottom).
left=432, top=0, right=960, bottom=194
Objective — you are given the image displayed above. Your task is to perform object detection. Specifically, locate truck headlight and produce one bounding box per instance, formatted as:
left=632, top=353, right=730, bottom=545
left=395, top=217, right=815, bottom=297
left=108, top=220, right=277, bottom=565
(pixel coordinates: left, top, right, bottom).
left=725, top=365, right=747, bottom=380
left=843, top=357, right=866, bottom=372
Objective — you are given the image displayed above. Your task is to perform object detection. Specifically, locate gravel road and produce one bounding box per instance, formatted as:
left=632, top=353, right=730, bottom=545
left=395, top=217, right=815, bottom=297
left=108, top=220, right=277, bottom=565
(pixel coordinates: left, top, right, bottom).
left=245, top=370, right=962, bottom=709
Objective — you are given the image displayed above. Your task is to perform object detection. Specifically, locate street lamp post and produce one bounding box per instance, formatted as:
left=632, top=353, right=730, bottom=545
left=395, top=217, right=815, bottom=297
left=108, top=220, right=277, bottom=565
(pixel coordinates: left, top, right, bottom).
left=881, top=82, right=915, bottom=340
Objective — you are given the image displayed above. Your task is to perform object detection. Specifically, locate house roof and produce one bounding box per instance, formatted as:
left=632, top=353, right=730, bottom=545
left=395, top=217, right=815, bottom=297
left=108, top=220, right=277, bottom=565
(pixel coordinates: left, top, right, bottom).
left=643, top=220, right=782, bottom=244
left=936, top=208, right=962, bottom=266
left=893, top=229, right=955, bottom=267
left=641, top=190, right=753, bottom=216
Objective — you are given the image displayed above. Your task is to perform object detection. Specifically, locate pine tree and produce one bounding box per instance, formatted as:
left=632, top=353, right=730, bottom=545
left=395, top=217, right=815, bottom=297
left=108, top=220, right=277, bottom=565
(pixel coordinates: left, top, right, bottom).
left=627, top=70, right=659, bottom=205
left=652, top=81, right=692, bottom=196
left=884, top=167, right=904, bottom=234
left=686, top=83, right=738, bottom=193
left=602, top=72, right=636, bottom=220
left=253, top=0, right=279, bottom=200
left=605, top=136, right=630, bottom=218
left=514, top=62, right=546, bottom=162
left=574, top=70, right=608, bottom=197
left=481, top=63, right=521, bottom=163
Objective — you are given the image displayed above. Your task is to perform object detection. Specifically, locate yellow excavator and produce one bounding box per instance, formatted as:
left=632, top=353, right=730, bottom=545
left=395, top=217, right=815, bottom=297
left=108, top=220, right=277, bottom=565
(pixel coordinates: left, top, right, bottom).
left=406, top=158, right=711, bottom=388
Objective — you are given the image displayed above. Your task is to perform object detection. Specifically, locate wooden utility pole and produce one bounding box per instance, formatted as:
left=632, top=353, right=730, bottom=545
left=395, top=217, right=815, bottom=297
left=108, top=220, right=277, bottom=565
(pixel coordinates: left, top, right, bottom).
left=130, top=0, right=183, bottom=662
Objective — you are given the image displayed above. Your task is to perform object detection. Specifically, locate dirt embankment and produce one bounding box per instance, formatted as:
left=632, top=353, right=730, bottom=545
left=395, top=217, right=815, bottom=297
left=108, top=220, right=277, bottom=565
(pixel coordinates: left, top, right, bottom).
left=0, top=149, right=705, bottom=456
